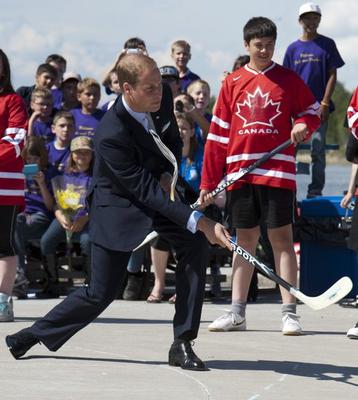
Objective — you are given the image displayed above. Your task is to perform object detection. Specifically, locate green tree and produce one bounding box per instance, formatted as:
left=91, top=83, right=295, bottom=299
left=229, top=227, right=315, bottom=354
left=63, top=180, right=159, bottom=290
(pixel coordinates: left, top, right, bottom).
left=327, top=81, right=352, bottom=154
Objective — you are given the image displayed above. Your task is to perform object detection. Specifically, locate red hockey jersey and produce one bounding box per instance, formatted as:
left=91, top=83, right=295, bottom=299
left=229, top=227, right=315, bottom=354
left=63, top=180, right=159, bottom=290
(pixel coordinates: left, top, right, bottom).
left=347, top=86, right=358, bottom=139
left=201, top=63, right=320, bottom=192
left=0, top=93, right=28, bottom=206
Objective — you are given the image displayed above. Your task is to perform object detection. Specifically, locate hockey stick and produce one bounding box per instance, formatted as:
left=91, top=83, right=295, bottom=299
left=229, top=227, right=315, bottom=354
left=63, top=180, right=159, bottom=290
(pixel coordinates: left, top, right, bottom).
left=190, top=138, right=292, bottom=209
left=133, top=139, right=293, bottom=251
left=229, top=238, right=353, bottom=310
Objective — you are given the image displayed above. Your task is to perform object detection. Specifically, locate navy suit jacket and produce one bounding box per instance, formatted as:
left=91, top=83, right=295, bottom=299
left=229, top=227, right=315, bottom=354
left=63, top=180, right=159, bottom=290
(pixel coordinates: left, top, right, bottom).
left=89, top=84, right=193, bottom=251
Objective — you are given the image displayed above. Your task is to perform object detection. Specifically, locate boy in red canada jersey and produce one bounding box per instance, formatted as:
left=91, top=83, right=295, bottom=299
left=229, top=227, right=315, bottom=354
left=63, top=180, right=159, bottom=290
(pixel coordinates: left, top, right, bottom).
left=199, top=17, right=320, bottom=335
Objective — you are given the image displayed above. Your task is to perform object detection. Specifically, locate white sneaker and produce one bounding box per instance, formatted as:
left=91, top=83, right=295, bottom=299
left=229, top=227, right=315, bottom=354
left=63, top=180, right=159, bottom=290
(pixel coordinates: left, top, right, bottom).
left=282, top=312, right=302, bottom=335
left=347, top=325, right=358, bottom=339
left=0, top=293, right=14, bottom=322
left=208, top=311, right=246, bottom=332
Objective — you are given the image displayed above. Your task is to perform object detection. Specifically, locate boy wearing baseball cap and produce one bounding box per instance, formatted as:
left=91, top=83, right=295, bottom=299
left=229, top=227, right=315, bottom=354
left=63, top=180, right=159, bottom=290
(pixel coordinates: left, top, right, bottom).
left=283, top=2, right=345, bottom=198
left=159, top=65, right=181, bottom=98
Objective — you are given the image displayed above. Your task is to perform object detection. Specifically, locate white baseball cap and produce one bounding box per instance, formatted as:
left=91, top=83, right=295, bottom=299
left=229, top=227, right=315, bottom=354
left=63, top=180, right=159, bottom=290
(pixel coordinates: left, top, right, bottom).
left=299, top=2, right=321, bottom=17
left=62, top=71, right=82, bottom=83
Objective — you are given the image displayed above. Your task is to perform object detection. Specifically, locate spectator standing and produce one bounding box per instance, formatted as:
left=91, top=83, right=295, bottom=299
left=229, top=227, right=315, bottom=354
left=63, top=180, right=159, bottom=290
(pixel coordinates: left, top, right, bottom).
left=101, top=69, right=121, bottom=111
left=28, top=88, right=54, bottom=143
left=46, top=111, right=73, bottom=177
left=283, top=2, right=345, bottom=198
left=186, top=79, right=212, bottom=152
left=16, top=63, right=58, bottom=114
left=45, top=54, right=67, bottom=110
left=200, top=17, right=320, bottom=335
left=171, top=40, right=200, bottom=93
left=342, top=86, right=358, bottom=339
left=60, top=72, right=81, bottom=111
left=71, top=78, right=104, bottom=137
left=159, top=66, right=181, bottom=99
left=0, top=49, right=28, bottom=321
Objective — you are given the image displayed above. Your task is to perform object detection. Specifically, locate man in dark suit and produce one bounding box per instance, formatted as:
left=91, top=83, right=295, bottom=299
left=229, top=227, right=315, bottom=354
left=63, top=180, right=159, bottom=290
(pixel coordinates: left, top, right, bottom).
left=5, top=53, right=231, bottom=371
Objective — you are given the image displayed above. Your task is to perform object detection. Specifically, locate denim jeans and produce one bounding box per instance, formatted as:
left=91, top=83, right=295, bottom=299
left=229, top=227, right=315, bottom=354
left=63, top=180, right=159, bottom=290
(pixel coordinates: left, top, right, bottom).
left=14, top=212, right=52, bottom=274
left=40, top=218, right=91, bottom=256
left=307, top=121, right=328, bottom=197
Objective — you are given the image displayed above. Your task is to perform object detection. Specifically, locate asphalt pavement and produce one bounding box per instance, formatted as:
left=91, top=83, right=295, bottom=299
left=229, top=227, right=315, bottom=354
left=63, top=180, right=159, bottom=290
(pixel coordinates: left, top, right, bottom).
left=1, top=291, right=358, bottom=400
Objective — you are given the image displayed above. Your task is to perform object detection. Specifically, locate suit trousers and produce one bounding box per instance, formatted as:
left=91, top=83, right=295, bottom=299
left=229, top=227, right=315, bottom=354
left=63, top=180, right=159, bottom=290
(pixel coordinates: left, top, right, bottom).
left=30, top=216, right=209, bottom=351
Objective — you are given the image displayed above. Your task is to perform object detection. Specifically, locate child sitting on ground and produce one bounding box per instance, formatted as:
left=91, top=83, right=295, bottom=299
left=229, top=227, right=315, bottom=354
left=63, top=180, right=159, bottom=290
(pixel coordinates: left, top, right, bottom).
left=14, top=136, right=55, bottom=298
left=40, top=136, right=94, bottom=296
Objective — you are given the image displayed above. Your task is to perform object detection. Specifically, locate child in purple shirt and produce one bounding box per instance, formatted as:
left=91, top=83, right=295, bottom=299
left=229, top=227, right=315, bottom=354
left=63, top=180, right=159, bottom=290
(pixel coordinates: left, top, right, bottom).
left=283, top=2, right=344, bottom=198
left=40, top=136, right=94, bottom=296
left=171, top=40, right=200, bottom=93
left=101, top=69, right=121, bottom=112
left=71, top=78, right=104, bottom=137
left=46, top=111, right=74, bottom=177
left=28, top=87, right=55, bottom=144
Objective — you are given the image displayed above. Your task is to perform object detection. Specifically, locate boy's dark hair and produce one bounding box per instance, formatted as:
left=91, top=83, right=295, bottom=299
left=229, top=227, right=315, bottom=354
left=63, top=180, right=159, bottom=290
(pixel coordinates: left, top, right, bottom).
left=232, top=55, right=250, bottom=71
left=0, top=49, right=14, bottom=94
left=36, top=63, right=58, bottom=79
left=45, top=54, right=67, bottom=68
left=123, top=37, right=146, bottom=50
left=243, top=17, right=277, bottom=43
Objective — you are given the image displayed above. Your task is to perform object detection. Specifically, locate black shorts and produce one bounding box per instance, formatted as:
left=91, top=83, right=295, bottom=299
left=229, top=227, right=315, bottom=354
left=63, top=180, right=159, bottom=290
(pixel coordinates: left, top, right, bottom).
left=151, top=235, right=171, bottom=251
left=0, top=206, right=18, bottom=258
left=227, top=185, right=295, bottom=229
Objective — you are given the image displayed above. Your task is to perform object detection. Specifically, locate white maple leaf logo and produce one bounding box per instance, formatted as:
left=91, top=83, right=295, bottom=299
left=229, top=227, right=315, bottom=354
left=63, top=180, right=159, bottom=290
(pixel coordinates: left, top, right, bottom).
left=236, top=87, right=282, bottom=128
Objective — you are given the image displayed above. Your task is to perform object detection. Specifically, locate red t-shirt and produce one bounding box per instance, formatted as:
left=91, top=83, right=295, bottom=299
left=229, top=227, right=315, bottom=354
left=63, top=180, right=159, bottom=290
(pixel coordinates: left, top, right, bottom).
left=201, top=63, right=320, bottom=192
left=0, top=93, right=28, bottom=206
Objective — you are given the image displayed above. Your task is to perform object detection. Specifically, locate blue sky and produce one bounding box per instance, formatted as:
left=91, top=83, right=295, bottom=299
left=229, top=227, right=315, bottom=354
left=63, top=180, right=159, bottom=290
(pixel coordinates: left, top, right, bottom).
left=1, top=0, right=357, bottom=103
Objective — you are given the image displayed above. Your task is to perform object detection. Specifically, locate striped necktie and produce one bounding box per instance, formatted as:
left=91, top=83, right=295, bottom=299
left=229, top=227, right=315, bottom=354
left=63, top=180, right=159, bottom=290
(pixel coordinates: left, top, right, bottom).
left=146, top=113, right=178, bottom=201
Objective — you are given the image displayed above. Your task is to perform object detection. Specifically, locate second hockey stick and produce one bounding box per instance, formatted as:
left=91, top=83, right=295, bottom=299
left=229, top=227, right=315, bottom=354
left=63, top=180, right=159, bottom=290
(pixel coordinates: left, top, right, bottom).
left=229, top=238, right=353, bottom=310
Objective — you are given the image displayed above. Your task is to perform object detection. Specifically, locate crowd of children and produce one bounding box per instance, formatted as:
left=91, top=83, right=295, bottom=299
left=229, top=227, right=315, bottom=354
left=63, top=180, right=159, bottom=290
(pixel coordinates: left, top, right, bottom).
left=2, top=2, right=357, bottom=339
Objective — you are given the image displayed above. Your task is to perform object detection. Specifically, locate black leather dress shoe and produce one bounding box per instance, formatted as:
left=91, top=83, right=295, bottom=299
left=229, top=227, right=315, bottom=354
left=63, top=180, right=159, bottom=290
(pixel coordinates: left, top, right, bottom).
left=5, top=328, right=39, bottom=359
left=168, top=339, right=206, bottom=371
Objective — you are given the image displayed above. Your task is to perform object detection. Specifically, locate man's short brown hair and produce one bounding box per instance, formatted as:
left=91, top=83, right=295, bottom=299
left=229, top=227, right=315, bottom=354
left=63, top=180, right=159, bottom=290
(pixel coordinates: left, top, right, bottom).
left=116, top=53, right=157, bottom=88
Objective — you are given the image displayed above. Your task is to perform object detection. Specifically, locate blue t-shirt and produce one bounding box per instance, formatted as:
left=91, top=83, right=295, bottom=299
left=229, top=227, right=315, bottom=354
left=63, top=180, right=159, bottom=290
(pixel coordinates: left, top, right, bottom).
left=180, top=69, right=200, bottom=93
left=195, top=112, right=211, bottom=148
left=283, top=34, right=345, bottom=110
left=71, top=108, right=105, bottom=137
left=101, top=99, right=116, bottom=112
left=180, top=150, right=203, bottom=193
left=32, top=119, right=55, bottom=144
left=46, top=141, right=70, bottom=177
left=51, top=88, right=63, bottom=110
